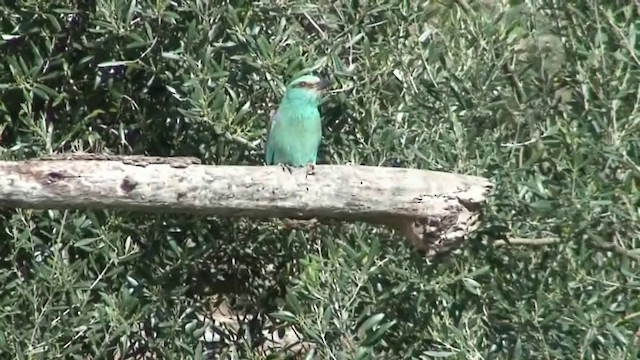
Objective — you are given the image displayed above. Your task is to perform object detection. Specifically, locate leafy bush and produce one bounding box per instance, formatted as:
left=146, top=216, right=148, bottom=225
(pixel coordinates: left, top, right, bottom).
left=1, top=0, right=638, bottom=358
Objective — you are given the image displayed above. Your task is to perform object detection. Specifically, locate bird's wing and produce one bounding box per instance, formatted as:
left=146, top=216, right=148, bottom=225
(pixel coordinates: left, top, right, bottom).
left=266, top=109, right=279, bottom=139
left=264, top=110, right=281, bottom=165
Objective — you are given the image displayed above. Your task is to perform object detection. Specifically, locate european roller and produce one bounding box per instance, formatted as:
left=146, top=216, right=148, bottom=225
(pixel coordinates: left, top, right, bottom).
left=265, top=74, right=332, bottom=175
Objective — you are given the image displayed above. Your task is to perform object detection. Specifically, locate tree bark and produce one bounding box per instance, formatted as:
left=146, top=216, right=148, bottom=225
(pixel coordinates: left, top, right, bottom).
left=0, top=158, right=493, bottom=257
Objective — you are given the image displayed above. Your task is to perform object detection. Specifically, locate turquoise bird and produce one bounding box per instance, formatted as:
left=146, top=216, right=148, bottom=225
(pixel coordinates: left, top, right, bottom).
left=265, top=74, right=332, bottom=175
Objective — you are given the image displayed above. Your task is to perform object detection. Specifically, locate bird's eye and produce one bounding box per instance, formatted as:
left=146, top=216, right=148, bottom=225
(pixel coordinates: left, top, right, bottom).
left=298, top=81, right=308, bottom=87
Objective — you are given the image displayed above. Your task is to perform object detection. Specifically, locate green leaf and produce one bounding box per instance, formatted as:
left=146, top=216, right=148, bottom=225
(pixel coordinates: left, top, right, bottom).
left=270, top=310, right=297, bottom=323
left=422, top=350, right=457, bottom=357
left=358, top=313, right=385, bottom=336
left=97, top=60, right=134, bottom=67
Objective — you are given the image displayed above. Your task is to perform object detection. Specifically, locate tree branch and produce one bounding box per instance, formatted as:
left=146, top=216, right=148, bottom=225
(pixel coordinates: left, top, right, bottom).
left=494, top=237, right=560, bottom=246
left=495, top=236, right=640, bottom=261
left=0, top=158, right=494, bottom=257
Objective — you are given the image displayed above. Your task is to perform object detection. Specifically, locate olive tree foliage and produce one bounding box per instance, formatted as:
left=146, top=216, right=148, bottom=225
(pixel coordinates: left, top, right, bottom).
left=1, top=0, right=639, bottom=358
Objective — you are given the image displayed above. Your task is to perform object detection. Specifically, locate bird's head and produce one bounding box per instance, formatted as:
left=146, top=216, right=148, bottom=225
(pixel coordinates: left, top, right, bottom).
left=283, top=74, right=332, bottom=105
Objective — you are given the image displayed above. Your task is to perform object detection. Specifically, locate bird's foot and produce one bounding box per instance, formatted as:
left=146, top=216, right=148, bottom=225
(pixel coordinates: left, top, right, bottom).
left=279, top=163, right=293, bottom=174
left=305, top=163, right=316, bottom=177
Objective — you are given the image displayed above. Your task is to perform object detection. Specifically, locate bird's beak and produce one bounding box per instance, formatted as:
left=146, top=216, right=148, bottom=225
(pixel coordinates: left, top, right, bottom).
left=315, top=78, right=333, bottom=91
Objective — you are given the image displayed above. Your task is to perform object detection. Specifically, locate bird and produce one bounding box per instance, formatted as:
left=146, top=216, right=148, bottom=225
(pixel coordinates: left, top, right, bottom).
left=265, top=74, right=332, bottom=176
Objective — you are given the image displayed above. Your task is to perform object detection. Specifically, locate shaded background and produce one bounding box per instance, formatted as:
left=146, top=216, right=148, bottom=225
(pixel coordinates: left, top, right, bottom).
left=1, top=0, right=638, bottom=358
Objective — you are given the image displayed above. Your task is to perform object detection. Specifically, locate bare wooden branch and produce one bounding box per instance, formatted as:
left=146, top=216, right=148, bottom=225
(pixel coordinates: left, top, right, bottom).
left=0, top=159, right=494, bottom=256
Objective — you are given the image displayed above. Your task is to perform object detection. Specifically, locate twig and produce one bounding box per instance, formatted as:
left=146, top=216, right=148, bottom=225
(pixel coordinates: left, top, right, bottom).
left=494, top=237, right=560, bottom=246
left=495, top=236, right=640, bottom=261
left=500, top=138, right=538, bottom=148
left=503, top=61, right=526, bottom=105
left=592, top=240, right=640, bottom=261
left=303, top=12, right=326, bottom=39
